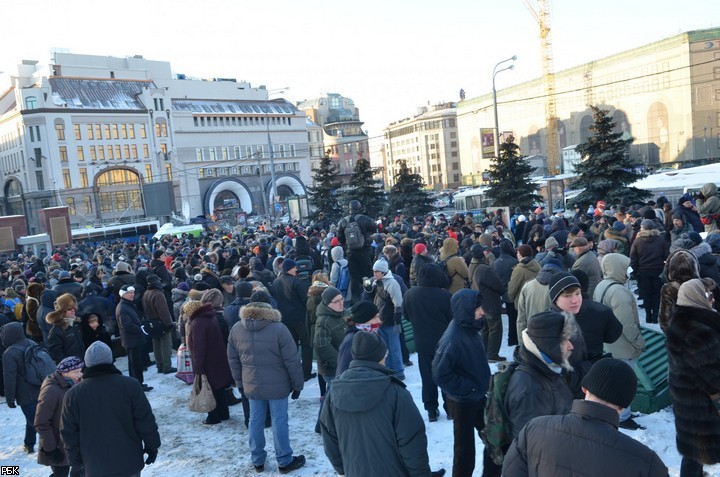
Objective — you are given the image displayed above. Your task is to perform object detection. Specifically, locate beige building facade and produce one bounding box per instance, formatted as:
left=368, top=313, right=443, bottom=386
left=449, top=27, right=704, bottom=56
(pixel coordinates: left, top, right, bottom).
left=457, top=28, right=720, bottom=183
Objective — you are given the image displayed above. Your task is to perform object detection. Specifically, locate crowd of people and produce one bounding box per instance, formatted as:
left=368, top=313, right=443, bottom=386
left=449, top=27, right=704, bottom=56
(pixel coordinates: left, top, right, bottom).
left=2, top=185, right=720, bottom=476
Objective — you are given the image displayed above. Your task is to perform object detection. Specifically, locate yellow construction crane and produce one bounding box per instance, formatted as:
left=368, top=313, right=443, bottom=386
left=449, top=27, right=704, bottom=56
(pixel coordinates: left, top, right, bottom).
left=523, top=0, right=560, bottom=175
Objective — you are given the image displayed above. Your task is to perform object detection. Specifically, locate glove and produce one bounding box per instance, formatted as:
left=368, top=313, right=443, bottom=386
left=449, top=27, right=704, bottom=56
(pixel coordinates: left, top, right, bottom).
left=291, top=389, right=301, bottom=400
left=6, top=400, right=16, bottom=408
left=144, top=447, right=158, bottom=465
left=44, top=447, right=65, bottom=464
left=431, top=470, right=446, bottom=477
left=393, top=324, right=401, bottom=334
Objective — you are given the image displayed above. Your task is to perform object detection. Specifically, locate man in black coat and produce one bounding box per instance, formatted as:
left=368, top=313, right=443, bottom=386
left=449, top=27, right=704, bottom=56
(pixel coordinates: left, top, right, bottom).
left=630, top=220, right=669, bottom=324
left=492, top=239, right=519, bottom=346
left=62, top=341, right=161, bottom=477
left=337, top=200, right=377, bottom=305
left=271, top=259, right=313, bottom=381
left=403, top=262, right=452, bottom=421
left=224, top=281, right=253, bottom=329
left=116, top=285, right=152, bottom=392
left=53, top=271, right=83, bottom=301
left=503, top=358, right=667, bottom=477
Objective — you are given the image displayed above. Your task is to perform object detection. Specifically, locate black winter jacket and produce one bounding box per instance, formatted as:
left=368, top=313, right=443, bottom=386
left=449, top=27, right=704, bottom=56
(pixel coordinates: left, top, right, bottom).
left=432, top=289, right=491, bottom=403
left=503, top=399, right=668, bottom=477
left=403, top=263, right=452, bottom=354
left=47, top=322, right=85, bottom=364
left=574, top=298, right=623, bottom=362
left=61, top=364, right=161, bottom=477
left=1, top=322, right=41, bottom=405
left=116, top=298, right=146, bottom=349
left=271, top=273, right=309, bottom=326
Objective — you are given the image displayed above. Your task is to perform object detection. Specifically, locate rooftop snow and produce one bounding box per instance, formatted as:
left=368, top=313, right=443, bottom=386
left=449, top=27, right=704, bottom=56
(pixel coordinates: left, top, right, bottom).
left=48, top=77, right=152, bottom=110
left=171, top=98, right=298, bottom=115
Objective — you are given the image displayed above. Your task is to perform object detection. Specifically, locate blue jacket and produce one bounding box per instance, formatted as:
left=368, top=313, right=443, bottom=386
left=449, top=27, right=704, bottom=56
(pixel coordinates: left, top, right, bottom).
left=431, top=289, right=491, bottom=403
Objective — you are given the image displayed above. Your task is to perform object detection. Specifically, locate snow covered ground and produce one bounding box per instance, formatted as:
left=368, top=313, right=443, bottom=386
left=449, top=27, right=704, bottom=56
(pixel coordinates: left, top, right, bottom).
left=1, top=316, right=719, bottom=476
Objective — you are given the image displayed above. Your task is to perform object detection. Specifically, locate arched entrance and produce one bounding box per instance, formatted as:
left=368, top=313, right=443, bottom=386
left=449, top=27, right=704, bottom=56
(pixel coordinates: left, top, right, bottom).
left=4, top=178, right=24, bottom=216
left=205, top=179, right=253, bottom=216
left=94, top=167, right=144, bottom=221
left=267, top=174, right=306, bottom=207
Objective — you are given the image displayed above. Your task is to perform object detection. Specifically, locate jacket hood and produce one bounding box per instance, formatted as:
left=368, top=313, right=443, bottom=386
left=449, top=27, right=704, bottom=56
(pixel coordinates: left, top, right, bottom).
left=536, top=267, right=559, bottom=285
left=635, top=228, right=660, bottom=240
left=171, top=288, right=189, bottom=301
left=330, top=246, right=344, bottom=261
left=330, top=361, right=400, bottom=412
left=0, top=321, right=24, bottom=347
left=499, top=239, right=515, bottom=256
left=440, top=237, right=459, bottom=257
left=308, top=282, right=329, bottom=296
left=701, top=182, right=718, bottom=198
left=600, top=253, right=630, bottom=284
left=450, top=289, right=481, bottom=327
left=240, top=301, right=282, bottom=323
left=518, top=258, right=541, bottom=273
left=418, top=262, right=445, bottom=287
left=40, top=289, right=59, bottom=308
left=690, top=241, right=712, bottom=259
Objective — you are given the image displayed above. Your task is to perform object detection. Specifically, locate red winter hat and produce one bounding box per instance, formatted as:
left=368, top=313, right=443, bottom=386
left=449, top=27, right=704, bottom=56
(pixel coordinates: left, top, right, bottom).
left=330, top=237, right=340, bottom=247
left=596, top=200, right=606, bottom=209
left=414, top=243, right=427, bottom=255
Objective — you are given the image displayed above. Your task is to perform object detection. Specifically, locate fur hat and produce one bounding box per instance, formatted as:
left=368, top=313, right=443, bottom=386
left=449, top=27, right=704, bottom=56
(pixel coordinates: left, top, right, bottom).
left=201, top=288, right=224, bottom=309
left=350, top=301, right=378, bottom=324
left=581, top=358, right=637, bottom=409
left=54, top=293, right=78, bottom=313
left=182, top=300, right=204, bottom=318
left=351, top=331, right=387, bottom=363
left=188, top=289, right=205, bottom=300
left=84, top=341, right=113, bottom=367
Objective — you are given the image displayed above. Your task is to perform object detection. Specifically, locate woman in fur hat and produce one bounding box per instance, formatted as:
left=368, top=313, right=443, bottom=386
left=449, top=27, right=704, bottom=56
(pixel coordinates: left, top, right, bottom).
left=23, top=282, right=44, bottom=344
left=46, top=294, right=85, bottom=364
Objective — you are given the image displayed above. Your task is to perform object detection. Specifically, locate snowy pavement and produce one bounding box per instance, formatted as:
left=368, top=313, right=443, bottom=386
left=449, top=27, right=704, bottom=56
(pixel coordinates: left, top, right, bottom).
left=1, top=316, right=719, bottom=476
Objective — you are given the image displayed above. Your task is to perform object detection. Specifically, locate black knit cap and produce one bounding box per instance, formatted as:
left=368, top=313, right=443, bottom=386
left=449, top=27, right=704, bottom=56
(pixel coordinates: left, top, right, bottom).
left=526, top=311, right=566, bottom=365
left=351, top=331, right=387, bottom=362
left=321, top=287, right=342, bottom=306
left=581, top=358, right=638, bottom=409
left=548, top=272, right=581, bottom=303
left=250, top=290, right=272, bottom=304
left=350, top=301, right=379, bottom=324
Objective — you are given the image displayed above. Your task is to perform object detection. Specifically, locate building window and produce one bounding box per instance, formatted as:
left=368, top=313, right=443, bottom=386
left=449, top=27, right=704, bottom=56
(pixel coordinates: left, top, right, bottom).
left=59, top=146, right=68, bottom=162
left=209, top=147, right=216, bottom=161
left=451, top=151, right=458, bottom=157
left=66, top=197, right=76, bottom=215
left=279, top=144, right=286, bottom=158
left=160, top=143, right=167, bottom=158
left=246, top=146, right=253, bottom=159
left=234, top=146, right=241, bottom=159
left=257, top=145, right=265, bottom=158
left=35, top=171, right=44, bottom=190
left=196, top=147, right=204, bottom=161
left=115, top=145, right=122, bottom=159
left=63, top=169, right=71, bottom=188
left=112, top=124, right=119, bottom=139
left=121, top=124, right=128, bottom=139
left=103, top=124, right=110, bottom=139
left=89, top=146, right=97, bottom=161
left=98, top=146, right=105, bottom=160
left=77, top=146, right=84, bottom=161
left=145, top=165, right=153, bottom=182
left=131, top=144, right=138, bottom=159
left=87, top=124, right=94, bottom=140
left=80, top=168, right=88, bottom=187
left=107, top=145, right=114, bottom=160
left=155, top=123, right=161, bottom=137
left=290, top=144, right=296, bottom=157
left=129, top=124, right=135, bottom=139
left=123, top=144, right=130, bottom=158
left=166, top=164, right=172, bottom=181
left=452, top=162, right=459, bottom=170
left=74, top=124, right=81, bottom=140
left=29, top=126, right=35, bottom=142
left=194, top=117, right=199, bottom=127
left=143, top=144, right=149, bottom=158
left=450, top=132, right=457, bottom=138
left=140, top=124, right=147, bottom=138
left=95, top=124, right=102, bottom=139
left=451, top=141, right=457, bottom=148
left=25, top=96, right=37, bottom=109
left=83, top=196, right=92, bottom=214
left=222, top=147, right=228, bottom=161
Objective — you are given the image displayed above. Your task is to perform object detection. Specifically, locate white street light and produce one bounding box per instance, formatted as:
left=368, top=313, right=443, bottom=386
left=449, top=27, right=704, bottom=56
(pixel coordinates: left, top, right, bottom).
left=492, top=55, right=517, bottom=160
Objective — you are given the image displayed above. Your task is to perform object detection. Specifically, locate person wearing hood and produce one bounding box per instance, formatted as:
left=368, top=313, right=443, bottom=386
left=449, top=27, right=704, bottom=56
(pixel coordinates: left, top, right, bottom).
left=1, top=321, right=42, bottom=453
left=143, top=274, right=176, bottom=374
left=666, top=278, right=720, bottom=477
left=224, top=281, right=253, bottom=330
left=247, top=257, right=276, bottom=290
left=52, top=271, right=83, bottom=302
left=46, top=293, right=85, bottom=365
left=34, top=356, right=84, bottom=477
left=61, top=342, right=161, bottom=477
left=432, top=289, right=495, bottom=477
left=659, top=250, right=701, bottom=333
left=468, top=245, right=505, bottom=362
left=507, top=245, right=541, bottom=313
left=321, top=331, right=443, bottom=477
left=593, top=253, right=646, bottom=430
left=670, top=211, right=693, bottom=244
left=37, top=289, right=59, bottom=346
left=439, top=237, right=469, bottom=295
left=404, top=262, right=453, bottom=421
left=107, top=261, right=135, bottom=302
left=535, top=236, right=574, bottom=271
left=630, top=219, right=670, bottom=324
left=515, top=259, right=563, bottom=339
left=695, top=182, right=720, bottom=233
left=171, top=281, right=190, bottom=327
left=683, top=232, right=720, bottom=285
left=493, top=239, right=520, bottom=346
left=227, top=291, right=306, bottom=474
left=601, top=220, right=629, bottom=255
left=187, top=297, right=234, bottom=425
left=365, top=258, right=406, bottom=380
left=335, top=301, right=382, bottom=376
left=505, top=311, right=575, bottom=444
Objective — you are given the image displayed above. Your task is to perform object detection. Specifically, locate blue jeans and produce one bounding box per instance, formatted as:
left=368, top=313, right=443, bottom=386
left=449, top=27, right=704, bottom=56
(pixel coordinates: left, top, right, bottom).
left=20, top=401, right=38, bottom=448
left=248, top=398, right=293, bottom=467
left=378, top=325, right=404, bottom=379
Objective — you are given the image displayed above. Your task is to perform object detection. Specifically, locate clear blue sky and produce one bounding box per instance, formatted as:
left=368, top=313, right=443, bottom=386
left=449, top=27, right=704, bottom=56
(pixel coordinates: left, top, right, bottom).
left=2, top=0, right=717, bottom=136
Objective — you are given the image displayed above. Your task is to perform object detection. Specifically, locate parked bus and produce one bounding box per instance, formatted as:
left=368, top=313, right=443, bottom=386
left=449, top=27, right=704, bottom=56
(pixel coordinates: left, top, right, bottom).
left=453, top=186, right=493, bottom=214
left=71, top=220, right=160, bottom=245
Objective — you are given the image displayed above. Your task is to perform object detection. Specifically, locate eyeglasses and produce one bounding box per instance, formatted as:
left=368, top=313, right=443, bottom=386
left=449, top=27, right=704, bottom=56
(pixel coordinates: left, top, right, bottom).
left=330, top=297, right=344, bottom=305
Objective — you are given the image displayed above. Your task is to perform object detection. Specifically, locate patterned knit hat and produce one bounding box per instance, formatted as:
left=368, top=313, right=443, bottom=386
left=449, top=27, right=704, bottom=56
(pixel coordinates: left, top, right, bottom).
left=57, top=356, right=84, bottom=373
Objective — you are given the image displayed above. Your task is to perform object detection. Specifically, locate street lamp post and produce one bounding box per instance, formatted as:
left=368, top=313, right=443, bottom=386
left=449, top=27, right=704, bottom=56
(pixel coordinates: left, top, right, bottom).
left=265, top=87, right=289, bottom=219
left=492, top=55, right=517, bottom=159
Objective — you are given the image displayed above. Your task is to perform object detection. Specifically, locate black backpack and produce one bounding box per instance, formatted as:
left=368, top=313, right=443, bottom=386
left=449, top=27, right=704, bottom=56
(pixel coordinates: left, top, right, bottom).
left=11, top=342, right=56, bottom=386
left=295, top=255, right=314, bottom=282
left=344, top=216, right=364, bottom=250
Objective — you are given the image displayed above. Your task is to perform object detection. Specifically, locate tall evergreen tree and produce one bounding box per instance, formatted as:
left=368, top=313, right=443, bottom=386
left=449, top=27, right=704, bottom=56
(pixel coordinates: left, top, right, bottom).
left=307, top=155, right=342, bottom=222
left=486, top=135, right=544, bottom=209
left=386, top=160, right=434, bottom=217
left=343, top=157, right=386, bottom=219
left=573, top=106, right=650, bottom=205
